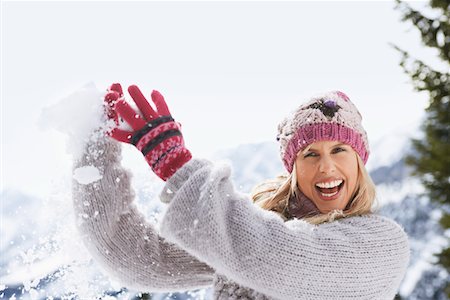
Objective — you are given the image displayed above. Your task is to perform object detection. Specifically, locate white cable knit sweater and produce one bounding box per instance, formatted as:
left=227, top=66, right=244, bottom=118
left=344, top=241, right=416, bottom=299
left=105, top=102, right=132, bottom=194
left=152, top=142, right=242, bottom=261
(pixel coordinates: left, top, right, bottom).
left=72, top=137, right=410, bottom=300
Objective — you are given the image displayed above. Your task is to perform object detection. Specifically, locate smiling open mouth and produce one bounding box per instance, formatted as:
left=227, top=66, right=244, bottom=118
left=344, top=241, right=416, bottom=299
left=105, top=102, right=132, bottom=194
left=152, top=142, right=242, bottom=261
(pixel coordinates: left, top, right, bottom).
left=315, top=181, right=345, bottom=198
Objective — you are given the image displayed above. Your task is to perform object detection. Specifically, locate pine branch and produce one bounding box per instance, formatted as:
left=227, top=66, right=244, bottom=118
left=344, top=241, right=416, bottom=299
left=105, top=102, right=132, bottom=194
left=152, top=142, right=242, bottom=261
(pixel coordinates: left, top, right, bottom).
left=430, top=0, right=450, bottom=13
left=395, top=0, right=450, bottom=63
left=390, top=44, right=450, bottom=98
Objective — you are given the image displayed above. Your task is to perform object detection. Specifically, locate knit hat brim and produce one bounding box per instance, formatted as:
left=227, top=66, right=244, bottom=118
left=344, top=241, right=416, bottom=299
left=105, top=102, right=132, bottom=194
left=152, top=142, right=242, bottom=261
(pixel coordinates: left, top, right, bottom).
left=283, top=122, right=369, bottom=173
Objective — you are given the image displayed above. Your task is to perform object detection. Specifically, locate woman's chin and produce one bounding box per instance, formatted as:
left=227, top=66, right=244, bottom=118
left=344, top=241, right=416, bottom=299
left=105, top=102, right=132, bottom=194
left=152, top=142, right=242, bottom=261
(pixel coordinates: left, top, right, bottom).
left=315, top=196, right=349, bottom=213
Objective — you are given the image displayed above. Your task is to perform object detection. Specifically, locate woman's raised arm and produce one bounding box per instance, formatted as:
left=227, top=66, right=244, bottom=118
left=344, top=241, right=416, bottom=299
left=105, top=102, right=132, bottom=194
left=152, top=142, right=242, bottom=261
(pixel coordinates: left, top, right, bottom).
left=72, top=91, right=214, bottom=292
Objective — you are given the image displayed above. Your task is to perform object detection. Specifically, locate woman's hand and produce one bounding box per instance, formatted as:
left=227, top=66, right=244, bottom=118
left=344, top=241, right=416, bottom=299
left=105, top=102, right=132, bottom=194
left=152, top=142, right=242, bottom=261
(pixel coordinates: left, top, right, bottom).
left=104, top=83, right=192, bottom=181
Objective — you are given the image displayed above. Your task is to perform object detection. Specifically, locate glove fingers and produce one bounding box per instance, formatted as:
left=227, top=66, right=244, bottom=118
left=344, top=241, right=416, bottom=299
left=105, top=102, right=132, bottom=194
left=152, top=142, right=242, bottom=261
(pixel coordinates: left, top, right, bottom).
left=115, top=99, right=147, bottom=130
left=109, top=83, right=124, bottom=96
left=151, top=90, right=171, bottom=116
left=128, top=85, right=158, bottom=121
left=109, top=128, right=132, bottom=143
left=104, top=91, right=120, bottom=124
left=104, top=90, right=120, bottom=104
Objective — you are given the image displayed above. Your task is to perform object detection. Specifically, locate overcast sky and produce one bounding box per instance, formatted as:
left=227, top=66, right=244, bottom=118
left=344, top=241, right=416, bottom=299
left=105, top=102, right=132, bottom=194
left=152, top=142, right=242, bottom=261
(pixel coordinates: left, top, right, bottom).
left=2, top=1, right=437, bottom=197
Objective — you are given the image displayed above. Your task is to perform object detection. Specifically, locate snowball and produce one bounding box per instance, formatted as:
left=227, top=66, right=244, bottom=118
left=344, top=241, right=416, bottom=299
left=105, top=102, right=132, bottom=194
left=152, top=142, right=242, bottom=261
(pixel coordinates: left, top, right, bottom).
left=38, top=82, right=107, bottom=159
left=73, top=166, right=102, bottom=184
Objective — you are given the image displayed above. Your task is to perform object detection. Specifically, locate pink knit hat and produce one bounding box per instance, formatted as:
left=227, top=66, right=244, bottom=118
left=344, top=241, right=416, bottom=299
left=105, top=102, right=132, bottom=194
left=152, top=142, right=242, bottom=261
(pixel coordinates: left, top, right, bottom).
left=277, top=91, right=369, bottom=173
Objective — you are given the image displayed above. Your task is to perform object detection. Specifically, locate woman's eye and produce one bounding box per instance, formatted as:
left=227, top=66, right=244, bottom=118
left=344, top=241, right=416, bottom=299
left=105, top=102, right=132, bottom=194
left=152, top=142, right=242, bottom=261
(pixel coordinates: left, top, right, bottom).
left=304, top=152, right=317, bottom=158
left=333, top=147, right=346, bottom=153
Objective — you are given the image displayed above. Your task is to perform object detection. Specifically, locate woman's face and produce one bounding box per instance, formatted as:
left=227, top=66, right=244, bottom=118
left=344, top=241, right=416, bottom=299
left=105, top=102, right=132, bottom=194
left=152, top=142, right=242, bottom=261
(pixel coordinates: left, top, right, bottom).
left=295, top=140, right=358, bottom=213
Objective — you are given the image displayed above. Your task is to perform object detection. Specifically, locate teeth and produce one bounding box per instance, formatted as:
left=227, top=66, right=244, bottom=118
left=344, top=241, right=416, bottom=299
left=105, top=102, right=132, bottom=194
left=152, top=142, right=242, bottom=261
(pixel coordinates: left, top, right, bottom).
left=320, top=191, right=338, bottom=197
left=316, top=179, right=343, bottom=189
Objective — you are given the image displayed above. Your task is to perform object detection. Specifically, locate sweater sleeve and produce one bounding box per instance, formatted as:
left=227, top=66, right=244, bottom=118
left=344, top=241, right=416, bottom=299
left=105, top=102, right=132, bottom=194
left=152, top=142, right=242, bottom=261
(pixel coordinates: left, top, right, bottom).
left=72, top=137, right=214, bottom=293
left=159, top=159, right=411, bottom=300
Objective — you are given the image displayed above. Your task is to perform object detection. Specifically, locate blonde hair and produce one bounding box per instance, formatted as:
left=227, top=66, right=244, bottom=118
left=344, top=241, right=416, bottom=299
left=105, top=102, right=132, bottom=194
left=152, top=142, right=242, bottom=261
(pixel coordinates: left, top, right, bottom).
left=251, top=152, right=378, bottom=225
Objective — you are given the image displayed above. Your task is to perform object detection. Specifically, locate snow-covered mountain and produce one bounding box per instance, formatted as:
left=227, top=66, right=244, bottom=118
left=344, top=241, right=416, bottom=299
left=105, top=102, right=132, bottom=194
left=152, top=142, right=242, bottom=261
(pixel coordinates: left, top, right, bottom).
left=1, top=135, right=448, bottom=299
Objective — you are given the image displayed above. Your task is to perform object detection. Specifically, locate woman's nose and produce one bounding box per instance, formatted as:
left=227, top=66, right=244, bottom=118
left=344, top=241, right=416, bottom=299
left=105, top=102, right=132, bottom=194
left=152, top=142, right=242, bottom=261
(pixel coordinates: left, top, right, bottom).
left=318, top=156, right=336, bottom=174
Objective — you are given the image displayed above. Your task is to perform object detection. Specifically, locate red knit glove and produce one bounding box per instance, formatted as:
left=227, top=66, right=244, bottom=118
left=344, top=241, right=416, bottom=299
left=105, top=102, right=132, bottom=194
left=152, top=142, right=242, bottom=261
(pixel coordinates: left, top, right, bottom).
left=104, top=83, right=192, bottom=181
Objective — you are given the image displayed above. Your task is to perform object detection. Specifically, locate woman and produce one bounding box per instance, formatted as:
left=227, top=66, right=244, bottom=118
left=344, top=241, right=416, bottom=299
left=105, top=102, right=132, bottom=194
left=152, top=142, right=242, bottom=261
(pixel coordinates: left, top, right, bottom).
left=73, top=84, right=410, bottom=299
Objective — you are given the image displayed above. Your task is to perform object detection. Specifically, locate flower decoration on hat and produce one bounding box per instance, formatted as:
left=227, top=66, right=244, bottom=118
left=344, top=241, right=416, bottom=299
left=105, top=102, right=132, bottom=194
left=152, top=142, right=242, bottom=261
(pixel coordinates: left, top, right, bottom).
left=306, top=99, right=342, bottom=119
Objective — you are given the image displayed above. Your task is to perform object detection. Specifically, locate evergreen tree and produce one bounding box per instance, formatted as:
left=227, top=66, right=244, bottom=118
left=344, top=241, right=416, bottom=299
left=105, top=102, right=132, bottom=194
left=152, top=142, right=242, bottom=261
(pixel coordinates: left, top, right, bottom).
left=393, top=0, right=450, bottom=297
